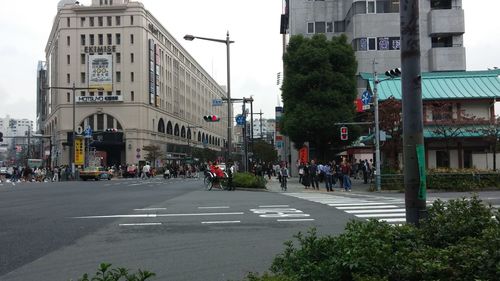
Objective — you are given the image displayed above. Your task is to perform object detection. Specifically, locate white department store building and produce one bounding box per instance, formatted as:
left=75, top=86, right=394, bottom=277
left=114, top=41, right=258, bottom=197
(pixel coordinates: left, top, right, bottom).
left=39, top=0, right=228, bottom=167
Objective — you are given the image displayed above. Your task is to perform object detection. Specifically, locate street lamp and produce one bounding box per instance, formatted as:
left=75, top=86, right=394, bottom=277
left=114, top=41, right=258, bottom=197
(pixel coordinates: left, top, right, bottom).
left=44, top=83, right=103, bottom=176
left=184, top=32, right=235, bottom=162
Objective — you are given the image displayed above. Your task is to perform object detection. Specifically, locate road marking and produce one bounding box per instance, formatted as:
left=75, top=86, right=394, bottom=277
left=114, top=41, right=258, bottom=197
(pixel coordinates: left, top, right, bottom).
left=198, top=206, right=230, bottom=209
left=345, top=208, right=406, bottom=214
left=337, top=205, right=400, bottom=210
left=74, top=212, right=244, bottom=219
left=357, top=213, right=406, bottom=218
left=119, top=223, right=162, bottom=226
left=258, top=205, right=289, bottom=208
left=134, top=208, right=167, bottom=211
left=201, top=220, right=241, bottom=224
left=380, top=218, right=407, bottom=223
left=277, top=218, right=315, bottom=222
left=328, top=202, right=392, bottom=207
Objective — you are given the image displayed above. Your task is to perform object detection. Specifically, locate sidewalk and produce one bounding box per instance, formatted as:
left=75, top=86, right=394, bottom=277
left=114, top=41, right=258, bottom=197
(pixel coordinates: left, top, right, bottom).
left=266, top=176, right=373, bottom=193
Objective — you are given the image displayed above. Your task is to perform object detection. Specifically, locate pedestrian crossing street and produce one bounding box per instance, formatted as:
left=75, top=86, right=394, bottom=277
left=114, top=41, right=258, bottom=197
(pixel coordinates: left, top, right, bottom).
left=283, top=192, right=431, bottom=224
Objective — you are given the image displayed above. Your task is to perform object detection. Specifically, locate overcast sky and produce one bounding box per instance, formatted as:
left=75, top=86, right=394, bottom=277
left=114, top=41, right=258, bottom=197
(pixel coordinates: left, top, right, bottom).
left=0, top=0, right=498, bottom=123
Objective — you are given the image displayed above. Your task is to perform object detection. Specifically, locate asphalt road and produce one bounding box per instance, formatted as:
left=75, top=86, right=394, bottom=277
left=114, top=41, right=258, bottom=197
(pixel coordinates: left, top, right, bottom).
left=1, top=177, right=499, bottom=281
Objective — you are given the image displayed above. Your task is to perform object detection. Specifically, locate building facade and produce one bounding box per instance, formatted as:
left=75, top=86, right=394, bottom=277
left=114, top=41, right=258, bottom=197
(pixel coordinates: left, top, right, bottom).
left=39, top=0, right=228, bottom=168
left=287, top=0, right=465, bottom=74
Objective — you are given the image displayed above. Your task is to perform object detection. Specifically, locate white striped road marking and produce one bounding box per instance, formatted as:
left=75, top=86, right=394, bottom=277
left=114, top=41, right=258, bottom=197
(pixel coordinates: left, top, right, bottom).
left=357, top=213, right=406, bottom=218
left=345, top=208, right=406, bottom=214
left=258, top=205, right=289, bottom=208
left=328, top=202, right=393, bottom=207
left=380, top=218, right=407, bottom=223
left=134, top=208, right=167, bottom=211
left=198, top=206, right=230, bottom=209
left=201, top=220, right=241, bottom=224
left=277, top=219, right=315, bottom=222
left=337, top=205, right=400, bottom=210
left=74, top=212, right=244, bottom=219
left=119, top=223, right=162, bottom=226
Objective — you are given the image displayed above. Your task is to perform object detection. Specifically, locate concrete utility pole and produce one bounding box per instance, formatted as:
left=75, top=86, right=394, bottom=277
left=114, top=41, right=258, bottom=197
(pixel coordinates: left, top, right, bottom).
left=400, top=0, right=427, bottom=225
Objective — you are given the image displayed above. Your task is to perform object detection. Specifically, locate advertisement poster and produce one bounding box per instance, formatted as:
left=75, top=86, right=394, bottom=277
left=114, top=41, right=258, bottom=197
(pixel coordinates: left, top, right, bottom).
left=88, top=54, right=113, bottom=91
left=74, top=138, right=85, bottom=166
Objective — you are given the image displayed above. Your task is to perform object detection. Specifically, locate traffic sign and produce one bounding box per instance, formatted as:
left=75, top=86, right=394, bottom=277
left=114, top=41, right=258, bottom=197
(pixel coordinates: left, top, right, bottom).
left=361, top=90, right=372, bottom=105
left=84, top=126, right=93, bottom=138
left=76, top=126, right=84, bottom=135
left=212, top=99, right=223, bottom=106
left=235, top=114, right=245, bottom=126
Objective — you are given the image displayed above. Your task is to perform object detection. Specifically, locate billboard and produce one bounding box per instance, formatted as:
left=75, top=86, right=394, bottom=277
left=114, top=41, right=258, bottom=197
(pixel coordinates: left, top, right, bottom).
left=74, top=138, right=85, bottom=166
left=88, top=54, right=113, bottom=91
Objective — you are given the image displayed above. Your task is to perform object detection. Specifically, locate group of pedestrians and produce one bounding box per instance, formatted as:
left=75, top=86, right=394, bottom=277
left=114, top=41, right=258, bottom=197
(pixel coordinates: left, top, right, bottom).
left=0, top=165, right=74, bottom=183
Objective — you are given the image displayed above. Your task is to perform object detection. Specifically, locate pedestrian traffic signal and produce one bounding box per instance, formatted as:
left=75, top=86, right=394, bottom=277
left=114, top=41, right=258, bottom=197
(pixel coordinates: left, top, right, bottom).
left=340, top=126, right=348, bottom=141
left=203, top=115, right=220, bottom=122
left=385, top=67, right=402, bottom=78
left=0, top=132, right=3, bottom=142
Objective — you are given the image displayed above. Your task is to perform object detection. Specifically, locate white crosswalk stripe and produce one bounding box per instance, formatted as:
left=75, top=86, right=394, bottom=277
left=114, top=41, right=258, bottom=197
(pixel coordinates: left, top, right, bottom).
left=283, top=192, right=408, bottom=224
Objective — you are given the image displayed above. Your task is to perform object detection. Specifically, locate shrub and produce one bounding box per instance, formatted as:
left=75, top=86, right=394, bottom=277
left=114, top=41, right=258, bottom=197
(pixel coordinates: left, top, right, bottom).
left=233, top=172, right=267, bottom=189
left=71, top=263, right=155, bottom=281
left=244, top=196, right=500, bottom=281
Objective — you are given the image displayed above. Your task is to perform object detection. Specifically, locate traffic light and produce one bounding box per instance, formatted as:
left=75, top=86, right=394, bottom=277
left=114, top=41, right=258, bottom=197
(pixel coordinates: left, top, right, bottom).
left=340, top=126, right=348, bottom=141
left=203, top=115, right=220, bottom=122
left=0, top=132, right=3, bottom=142
left=385, top=67, right=401, bottom=78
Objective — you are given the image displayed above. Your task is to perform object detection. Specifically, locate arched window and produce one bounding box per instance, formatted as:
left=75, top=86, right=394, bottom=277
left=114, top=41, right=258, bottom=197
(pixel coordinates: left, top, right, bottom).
left=166, top=121, right=173, bottom=135
left=202, top=133, right=206, bottom=143
left=158, top=118, right=165, bottom=133
left=80, top=113, right=123, bottom=132
left=181, top=126, right=186, bottom=138
left=198, top=132, right=201, bottom=142
left=187, top=128, right=192, bottom=140
left=174, top=124, right=179, bottom=136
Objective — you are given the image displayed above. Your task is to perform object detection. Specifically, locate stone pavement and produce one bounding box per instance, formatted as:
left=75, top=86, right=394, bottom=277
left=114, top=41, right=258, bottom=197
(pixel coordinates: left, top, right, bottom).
left=266, top=176, right=373, bottom=193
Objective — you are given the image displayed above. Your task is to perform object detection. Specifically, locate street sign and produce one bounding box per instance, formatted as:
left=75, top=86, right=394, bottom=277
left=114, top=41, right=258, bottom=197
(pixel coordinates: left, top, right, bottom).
left=76, top=126, right=84, bottom=135
left=235, top=114, right=245, bottom=126
left=84, top=126, right=93, bottom=138
left=212, top=99, right=223, bottom=106
left=361, top=90, right=372, bottom=105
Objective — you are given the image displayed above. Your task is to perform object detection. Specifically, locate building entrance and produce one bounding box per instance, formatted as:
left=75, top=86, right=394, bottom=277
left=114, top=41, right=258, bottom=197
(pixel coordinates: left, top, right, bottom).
left=89, top=131, right=125, bottom=167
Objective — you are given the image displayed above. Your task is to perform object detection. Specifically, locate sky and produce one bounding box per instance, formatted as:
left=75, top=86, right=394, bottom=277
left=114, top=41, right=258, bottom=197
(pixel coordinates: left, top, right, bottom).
left=0, top=0, right=499, bottom=123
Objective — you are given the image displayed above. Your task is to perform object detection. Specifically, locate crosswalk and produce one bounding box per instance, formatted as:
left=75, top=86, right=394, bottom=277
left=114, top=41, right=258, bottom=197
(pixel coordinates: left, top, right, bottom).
left=283, top=192, right=414, bottom=224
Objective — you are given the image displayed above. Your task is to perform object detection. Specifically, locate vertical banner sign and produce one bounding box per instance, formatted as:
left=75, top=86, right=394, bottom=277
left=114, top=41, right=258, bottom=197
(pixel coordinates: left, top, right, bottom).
left=299, top=146, right=309, bottom=164
left=148, top=39, right=155, bottom=105
left=74, top=138, right=85, bottom=166
left=88, top=54, right=113, bottom=91
left=416, top=144, right=427, bottom=200
left=155, top=44, right=161, bottom=107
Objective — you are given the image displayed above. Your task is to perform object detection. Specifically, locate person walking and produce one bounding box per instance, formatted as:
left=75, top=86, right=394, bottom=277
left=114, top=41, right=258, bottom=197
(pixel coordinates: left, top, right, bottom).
left=324, top=162, right=333, bottom=191
left=309, top=160, right=319, bottom=190
left=341, top=162, right=352, bottom=191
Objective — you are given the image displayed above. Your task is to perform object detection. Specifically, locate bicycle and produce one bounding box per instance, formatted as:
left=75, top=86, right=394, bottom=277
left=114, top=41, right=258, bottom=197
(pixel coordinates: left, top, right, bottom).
left=281, top=176, right=287, bottom=191
left=205, top=172, right=230, bottom=191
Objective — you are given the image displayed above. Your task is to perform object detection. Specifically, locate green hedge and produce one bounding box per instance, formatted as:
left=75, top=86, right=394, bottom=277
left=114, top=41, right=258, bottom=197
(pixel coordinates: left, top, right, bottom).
left=374, top=172, right=500, bottom=191
left=233, top=172, right=267, bottom=189
left=243, top=196, right=500, bottom=281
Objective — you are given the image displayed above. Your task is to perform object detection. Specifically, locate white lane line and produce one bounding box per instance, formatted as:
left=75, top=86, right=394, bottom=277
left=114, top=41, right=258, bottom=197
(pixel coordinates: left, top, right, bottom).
left=201, top=220, right=241, bottom=224
left=258, top=205, right=289, bottom=208
left=119, top=223, right=162, bottom=226
left=277, top=219, right=315, bottom=222
left=380, top=218, right=407, bottom=223
left=74, top=212, right=244, bottom=219
left=357, top=213, right=406, bottom=218
left=198, top=206, right=230, bottom=209
left=346, top=208, right=406, bottom=214
left=134, top=208, right=167, bottom=211
left=328, top=202, right=393, bottom=207
left=337, top=205, right=400, bottom=210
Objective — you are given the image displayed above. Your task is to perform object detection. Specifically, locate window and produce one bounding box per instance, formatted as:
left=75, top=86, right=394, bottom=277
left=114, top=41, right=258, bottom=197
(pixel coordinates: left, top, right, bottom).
left=315, top=22, right=326, bottom=33
left=67, top=73, right=70, bottom=84
left=67, top=17, right=70, bottom=27
left=107, top=114, right=113, bottom=129
left=130, top=72, right=134, bottom=82
left=89, top=92, right=95, bottom=97
left=116, top=71, right=121, bottom=82
left=80, top=17, right=85, bottom=27
left=115, top=33, right=121, bottom=44
left=81, top=72, right=85, bottom=83
left=432, top=103, right=453, bottom=121
left=334, top=20, right=345, bottom=32
left=80, top=54, right=86, bottom=64
left=130, top=34, right=134, bottom=44
left=89, top=17, right=94, bottom=27
left=98, top=16, right=103, bottom=27
left=89, top=34, right=94, bottom=45
left=67, top=92, right=70, bottom=102
left=80, top=34, right=85, bottom=45
left=436, top=151, right=450, bottom=168
left=107, top=91, right=112, bottom=96
left=307, top=22, right=314, bottom=33
left=432, top=36, right=453, bottom=48
left=67, top=55, right=70, bottom=64
left=98, top=92, right=104, bottom=96
left=107, top=16, right=112, bottom=26
left=367, top=0, right=376, bottom=13
left=368, top=37, right=377, bottom=50
left=131, top=91, right=134, bottom=101
left=116, top=52, right=121, bottom=63
left=130, top=15, right=134, bottom=25
left=431, top=0, right=452, bottom=9
left=67, top=36, right=70, bottom=46
left=80, top=91, right=85, bottom=97
left=115, top=16, right=121, bottom=26
left=130, top=53, right=134, bottom=63
left=98, top=34, right=103, bottom=45
left=326, top=22, right=333, bottom=33
left=97, top=114, right=104, bottom=131
left=116, top=90, right=121, bottom=96
left=107, top=33, right=112, bottom=45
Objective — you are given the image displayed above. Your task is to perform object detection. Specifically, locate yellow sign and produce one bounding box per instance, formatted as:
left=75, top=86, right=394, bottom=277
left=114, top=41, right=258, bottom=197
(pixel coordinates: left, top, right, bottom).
left=74, top=138, right=85, bottom=166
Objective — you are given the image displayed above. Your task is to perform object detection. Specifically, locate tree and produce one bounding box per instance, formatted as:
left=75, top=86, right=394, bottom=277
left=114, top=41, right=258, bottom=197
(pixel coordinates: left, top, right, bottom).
left=191, top=147, right=217, bottom=163
left=281, top=34, right=358, bottom=160
left=252, top=139, right=278, bottom=164
left=142, top=145, right=163, bottom=167
left=378, top=97, right=403, bottom=170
